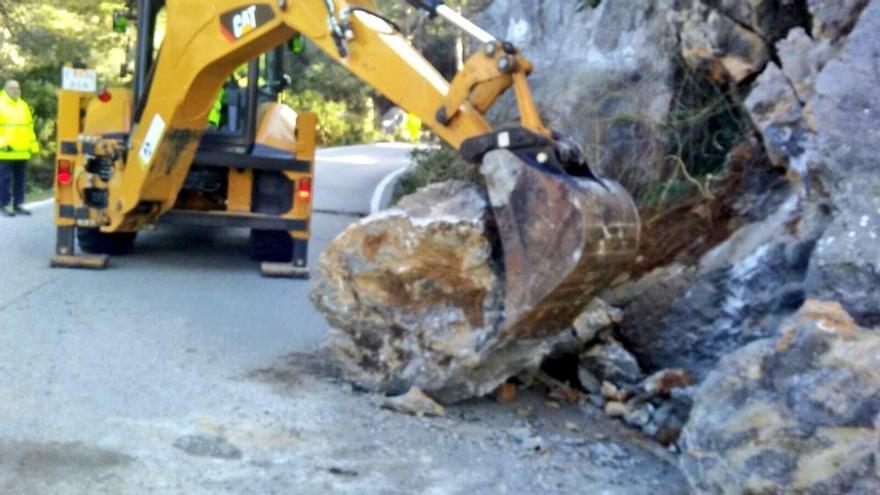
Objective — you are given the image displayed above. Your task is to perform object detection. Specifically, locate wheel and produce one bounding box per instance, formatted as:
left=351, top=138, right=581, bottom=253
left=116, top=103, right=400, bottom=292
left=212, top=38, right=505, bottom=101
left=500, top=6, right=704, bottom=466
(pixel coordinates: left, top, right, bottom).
left=76, top=228, right=137, bottom=255
left=249, top=229, right=293, bottom=262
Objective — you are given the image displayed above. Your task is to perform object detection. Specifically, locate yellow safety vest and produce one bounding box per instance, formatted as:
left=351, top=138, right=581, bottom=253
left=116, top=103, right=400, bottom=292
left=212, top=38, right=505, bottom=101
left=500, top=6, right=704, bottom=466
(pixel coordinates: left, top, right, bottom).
left=208, top=86, right=228, bottom=129
left=0, top=91, right=40, bottom=160
left=405, top=113, right=422, bottom=143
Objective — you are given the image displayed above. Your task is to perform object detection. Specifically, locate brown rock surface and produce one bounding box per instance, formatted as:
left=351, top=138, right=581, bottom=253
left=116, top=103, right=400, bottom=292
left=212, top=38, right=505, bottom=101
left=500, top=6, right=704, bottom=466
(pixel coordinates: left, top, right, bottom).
left=312, top=180, right=511, bottom=402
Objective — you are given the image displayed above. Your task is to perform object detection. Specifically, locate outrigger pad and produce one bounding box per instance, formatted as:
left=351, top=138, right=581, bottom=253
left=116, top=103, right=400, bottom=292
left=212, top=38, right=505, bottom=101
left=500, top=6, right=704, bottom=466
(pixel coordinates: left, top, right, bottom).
left=50, top=254, right=110, bottom=270
left=480, top=149, right=641, bottom=339
left=260, top=262, right=310, bottom=279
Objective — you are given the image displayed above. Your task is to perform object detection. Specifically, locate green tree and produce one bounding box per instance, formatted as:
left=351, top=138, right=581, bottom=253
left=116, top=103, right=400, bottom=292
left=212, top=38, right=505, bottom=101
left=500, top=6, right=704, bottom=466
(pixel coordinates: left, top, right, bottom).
left=0, top=0, right=126, bottom=192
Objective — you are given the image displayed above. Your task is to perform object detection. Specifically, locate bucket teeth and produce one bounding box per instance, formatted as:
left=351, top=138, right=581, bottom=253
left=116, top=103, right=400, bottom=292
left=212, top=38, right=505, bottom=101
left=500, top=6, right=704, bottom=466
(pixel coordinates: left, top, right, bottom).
left=480, top=149, right=640, bottom=339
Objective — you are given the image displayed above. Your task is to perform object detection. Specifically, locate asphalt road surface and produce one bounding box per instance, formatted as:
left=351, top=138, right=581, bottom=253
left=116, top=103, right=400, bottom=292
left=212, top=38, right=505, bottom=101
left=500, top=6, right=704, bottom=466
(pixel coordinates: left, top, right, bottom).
left=0, top=143, right=688, bottom=494
left=0, top=144, right=412, bottom=492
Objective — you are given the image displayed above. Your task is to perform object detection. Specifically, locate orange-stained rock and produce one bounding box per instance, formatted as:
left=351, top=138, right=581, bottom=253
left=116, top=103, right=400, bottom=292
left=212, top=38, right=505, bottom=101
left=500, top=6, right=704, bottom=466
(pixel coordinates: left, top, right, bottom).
left=495, top=382, right=518, bottom=403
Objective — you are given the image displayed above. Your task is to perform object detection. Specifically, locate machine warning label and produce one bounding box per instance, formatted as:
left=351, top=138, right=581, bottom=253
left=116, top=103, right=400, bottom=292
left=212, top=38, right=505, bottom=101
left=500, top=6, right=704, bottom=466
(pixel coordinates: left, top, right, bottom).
left=139, top=114, right=166, bottom=169
left=220, top=4, right=276, bottom=42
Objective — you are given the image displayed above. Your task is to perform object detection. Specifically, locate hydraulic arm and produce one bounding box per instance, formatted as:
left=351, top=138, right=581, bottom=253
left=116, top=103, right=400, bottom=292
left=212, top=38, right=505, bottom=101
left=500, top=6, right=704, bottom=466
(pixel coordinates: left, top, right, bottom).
left=104, top=0, right=570, bottom=232
left=59, top=0, right=640, bottom=334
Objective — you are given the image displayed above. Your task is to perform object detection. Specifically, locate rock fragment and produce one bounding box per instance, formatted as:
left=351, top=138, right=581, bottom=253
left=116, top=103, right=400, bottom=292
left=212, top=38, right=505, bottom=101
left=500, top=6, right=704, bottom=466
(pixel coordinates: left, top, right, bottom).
left=571, top=298, right=622, bottom=347
left=380, top=387, right=446, bottom=417
left=580, top=341, right=643, bottom=385
left=679, top=3, right=769, bottom=82
left=638, top=369, right=693, bottom=396
left=495, top=383, right=518, bottom=403
left=600, top=381, right=629, bottom=403
left=172, top=434, right=242, bottom=460
left=604, top=401, right=627, bottom=419
left=576, top=368, right=601, bottom=395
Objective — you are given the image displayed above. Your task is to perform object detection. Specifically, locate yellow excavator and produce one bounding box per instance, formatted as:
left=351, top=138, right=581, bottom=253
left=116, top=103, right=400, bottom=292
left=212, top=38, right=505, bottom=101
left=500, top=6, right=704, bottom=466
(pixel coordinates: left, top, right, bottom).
left=52, top=0, right=639, bottom=332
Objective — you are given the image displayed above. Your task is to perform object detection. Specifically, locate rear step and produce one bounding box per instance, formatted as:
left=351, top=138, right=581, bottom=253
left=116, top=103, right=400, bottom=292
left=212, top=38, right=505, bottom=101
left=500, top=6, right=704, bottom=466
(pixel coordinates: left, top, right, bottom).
left=50, top=254, right=110, bottom=270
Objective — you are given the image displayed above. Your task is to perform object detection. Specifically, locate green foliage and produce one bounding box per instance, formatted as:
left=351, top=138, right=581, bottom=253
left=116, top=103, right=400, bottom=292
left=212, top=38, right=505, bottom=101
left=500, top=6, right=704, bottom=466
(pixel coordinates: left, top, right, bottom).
left=639, top=57, right=750, bottom=209
left=281, top=89, right=379, bottom=146
left=1, top=0, right=126, bottom=189
left=0, top=0, right=500, bottom=186
left=276, top=1, right=489, bottom=146
left=280, top=50, right=382, bottom=145
left=391, top=144, right=481, bottom=204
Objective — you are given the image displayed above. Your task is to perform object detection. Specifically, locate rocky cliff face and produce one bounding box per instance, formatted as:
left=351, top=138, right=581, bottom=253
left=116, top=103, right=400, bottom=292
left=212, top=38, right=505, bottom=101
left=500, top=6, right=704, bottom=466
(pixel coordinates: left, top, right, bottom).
left=313, top=1, right=878, bottom=492
left=480, top=0, right=880, bottom=491
left=478, top=0, right=877, bottom=375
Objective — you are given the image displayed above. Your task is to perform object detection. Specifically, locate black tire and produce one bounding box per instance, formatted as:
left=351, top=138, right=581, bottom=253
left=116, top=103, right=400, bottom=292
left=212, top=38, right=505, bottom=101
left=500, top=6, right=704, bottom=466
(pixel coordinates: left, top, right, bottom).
left=249, top=229, right=293, bottom=262
left=77, top=228, right=137, bottom=255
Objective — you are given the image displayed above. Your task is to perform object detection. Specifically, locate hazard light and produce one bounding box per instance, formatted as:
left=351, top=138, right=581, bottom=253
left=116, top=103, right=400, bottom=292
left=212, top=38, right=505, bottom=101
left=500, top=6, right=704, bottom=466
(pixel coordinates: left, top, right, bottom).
left=57, top=159, right=73, bottom=185
left=297, top=178, right=312, bottom=202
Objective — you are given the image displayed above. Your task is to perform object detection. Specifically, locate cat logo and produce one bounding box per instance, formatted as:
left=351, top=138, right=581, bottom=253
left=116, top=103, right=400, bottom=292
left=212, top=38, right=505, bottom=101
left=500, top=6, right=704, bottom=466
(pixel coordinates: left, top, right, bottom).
left=233, top=6, right=257, bottom=38
left=220, top=4, right=276, bottom=42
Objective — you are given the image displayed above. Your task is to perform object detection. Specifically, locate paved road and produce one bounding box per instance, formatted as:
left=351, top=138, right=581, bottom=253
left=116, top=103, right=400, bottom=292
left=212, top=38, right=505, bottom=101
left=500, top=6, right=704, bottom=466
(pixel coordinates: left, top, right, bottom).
left=0, top=142, right=688, bottom=494
left=0, top=144, right=413, bottom=493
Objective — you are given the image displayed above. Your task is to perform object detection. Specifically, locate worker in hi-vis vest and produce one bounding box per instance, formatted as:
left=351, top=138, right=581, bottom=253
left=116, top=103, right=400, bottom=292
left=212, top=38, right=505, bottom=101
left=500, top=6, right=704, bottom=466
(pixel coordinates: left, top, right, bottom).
left=0, top=79, right=40, bottom=216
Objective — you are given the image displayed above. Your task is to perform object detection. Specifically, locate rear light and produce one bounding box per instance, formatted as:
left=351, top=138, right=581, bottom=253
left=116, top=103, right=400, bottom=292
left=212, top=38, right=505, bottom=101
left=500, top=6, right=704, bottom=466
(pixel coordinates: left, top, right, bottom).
left=57, top=159, right=73, bottom=185
left=98, top=90, right=112, bottom=102
left=297, top=178, right=312, bottom=202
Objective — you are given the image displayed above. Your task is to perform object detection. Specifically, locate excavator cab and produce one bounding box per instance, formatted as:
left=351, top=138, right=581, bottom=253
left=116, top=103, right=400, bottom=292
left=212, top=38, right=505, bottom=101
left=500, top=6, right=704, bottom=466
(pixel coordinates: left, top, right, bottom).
left=53, top=0, right=315, bottom=277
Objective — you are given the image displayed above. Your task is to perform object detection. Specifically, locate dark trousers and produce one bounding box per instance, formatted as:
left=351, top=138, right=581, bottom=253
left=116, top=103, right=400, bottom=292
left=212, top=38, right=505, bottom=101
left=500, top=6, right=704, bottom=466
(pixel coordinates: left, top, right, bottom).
left=0, top=160, right=27, bottom=208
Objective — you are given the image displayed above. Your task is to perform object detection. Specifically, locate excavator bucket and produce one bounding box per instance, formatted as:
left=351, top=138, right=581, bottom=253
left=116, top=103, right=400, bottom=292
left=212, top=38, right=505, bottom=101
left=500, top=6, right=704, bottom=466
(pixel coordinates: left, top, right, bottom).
left=480, top=150, right=641, bottom=339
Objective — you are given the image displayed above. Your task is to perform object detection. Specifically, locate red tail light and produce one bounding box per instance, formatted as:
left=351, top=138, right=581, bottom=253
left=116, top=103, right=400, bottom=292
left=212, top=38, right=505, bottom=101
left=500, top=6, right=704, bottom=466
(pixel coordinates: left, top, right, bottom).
left=98, top=90, right=112, bottom=103
left=297, top=178, right=312, bottom=202
left=57, top=159, right=73, bottom=185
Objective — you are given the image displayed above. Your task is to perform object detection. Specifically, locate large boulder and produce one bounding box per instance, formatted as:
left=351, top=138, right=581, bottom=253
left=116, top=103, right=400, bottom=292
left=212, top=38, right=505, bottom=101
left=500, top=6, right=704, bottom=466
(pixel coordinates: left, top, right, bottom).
left=311, top=180, right=512, bottom=402
left=680, top=300, right=880, bottom=494
left=312, top=175, right=625, bottom=403
left=313, top=143, right=639, bottom=403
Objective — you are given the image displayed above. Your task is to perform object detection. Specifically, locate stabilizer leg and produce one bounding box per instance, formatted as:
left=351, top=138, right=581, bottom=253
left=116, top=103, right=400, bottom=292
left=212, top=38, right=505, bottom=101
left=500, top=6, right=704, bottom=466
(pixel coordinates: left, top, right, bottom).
left=50, top=226, right=109, bottom=269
